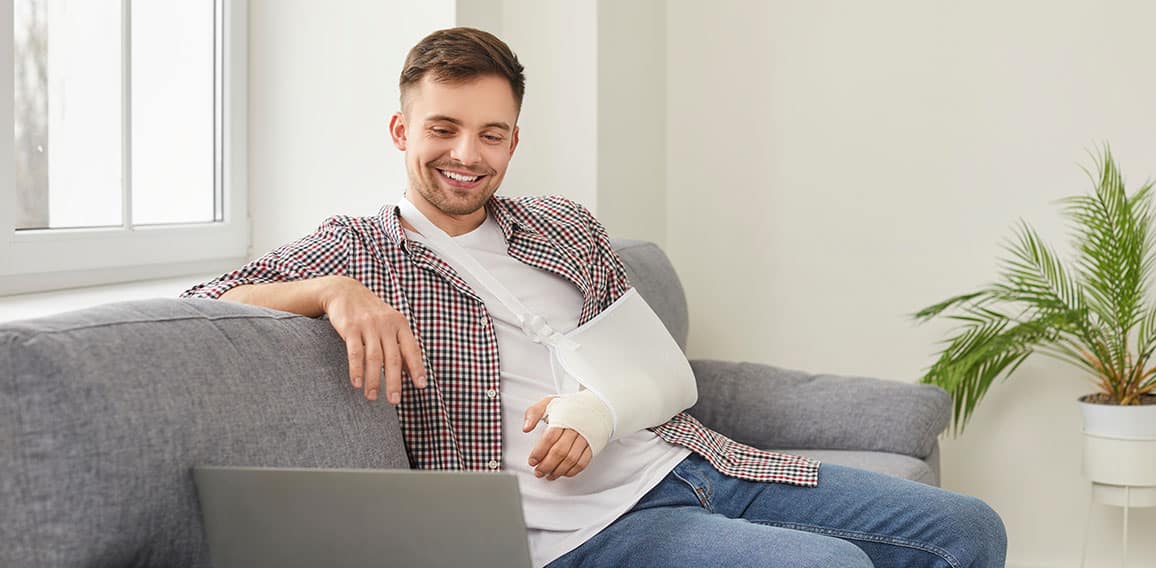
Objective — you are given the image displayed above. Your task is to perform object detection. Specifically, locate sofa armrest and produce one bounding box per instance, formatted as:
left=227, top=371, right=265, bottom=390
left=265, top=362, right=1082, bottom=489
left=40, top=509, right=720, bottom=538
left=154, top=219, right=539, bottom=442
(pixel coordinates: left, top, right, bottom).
left=687, top=359, right=950, bottom=459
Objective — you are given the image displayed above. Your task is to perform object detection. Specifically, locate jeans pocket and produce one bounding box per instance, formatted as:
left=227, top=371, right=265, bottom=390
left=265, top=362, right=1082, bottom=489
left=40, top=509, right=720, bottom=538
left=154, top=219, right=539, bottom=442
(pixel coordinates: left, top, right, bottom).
left=670, top=455, right=714, bottom=511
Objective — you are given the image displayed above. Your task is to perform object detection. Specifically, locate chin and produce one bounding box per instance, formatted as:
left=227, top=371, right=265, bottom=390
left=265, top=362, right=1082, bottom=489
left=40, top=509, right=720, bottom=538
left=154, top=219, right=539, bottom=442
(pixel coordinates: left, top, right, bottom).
left=425, top=184, right=493, bottom=216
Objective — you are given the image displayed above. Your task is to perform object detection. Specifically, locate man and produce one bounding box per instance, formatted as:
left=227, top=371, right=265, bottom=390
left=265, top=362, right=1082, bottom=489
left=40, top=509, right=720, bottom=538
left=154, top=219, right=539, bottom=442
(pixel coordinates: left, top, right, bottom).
left=183, top=27, right=1007, bottom=568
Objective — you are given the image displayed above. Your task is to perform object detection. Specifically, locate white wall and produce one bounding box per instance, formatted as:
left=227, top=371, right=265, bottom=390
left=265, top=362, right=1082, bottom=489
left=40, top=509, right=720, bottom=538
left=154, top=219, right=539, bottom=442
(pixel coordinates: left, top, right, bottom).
left=596, top=0, right=667, bottom=247
left=666, top=1, right=1156, bottom=566
left=247, top=0, right=454, bottom=256
left=490, top=0, right=599, bottom=211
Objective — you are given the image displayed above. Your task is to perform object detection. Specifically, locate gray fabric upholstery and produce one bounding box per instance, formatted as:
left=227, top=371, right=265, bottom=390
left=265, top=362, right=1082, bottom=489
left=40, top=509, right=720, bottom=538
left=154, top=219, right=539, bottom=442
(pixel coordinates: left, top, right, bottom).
left=0, top=299, right=408, bottom=568
left=0, top=239, right=950, bottom=566
left=688, top=359, right=950, bottom=460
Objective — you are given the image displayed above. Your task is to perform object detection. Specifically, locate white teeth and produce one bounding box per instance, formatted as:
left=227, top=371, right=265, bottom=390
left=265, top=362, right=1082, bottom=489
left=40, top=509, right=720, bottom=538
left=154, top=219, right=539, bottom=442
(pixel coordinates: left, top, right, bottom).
left=440, top=170, right=480, bottom=183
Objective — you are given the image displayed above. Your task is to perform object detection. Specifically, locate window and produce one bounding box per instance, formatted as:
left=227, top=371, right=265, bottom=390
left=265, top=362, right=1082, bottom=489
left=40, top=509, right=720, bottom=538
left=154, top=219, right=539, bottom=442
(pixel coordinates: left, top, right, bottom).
left=1, top=0, right=248, bottom=295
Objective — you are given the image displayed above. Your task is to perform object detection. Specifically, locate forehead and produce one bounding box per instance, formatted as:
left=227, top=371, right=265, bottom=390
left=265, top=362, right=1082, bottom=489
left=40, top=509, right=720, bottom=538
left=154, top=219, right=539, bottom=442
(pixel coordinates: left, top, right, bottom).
left=408, top=74, right=519, bottom=126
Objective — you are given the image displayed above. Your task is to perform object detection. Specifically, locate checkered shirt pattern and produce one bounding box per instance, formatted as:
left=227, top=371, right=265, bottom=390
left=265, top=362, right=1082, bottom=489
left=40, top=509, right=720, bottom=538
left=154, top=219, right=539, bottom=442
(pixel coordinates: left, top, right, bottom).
left=181, top=195, right=821, bottom=487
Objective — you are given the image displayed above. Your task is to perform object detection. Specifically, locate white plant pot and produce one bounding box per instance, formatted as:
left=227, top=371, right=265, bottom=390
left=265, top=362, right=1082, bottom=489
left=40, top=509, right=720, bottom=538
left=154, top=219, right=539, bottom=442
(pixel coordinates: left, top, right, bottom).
left=1078, top=397, right=1156, bottom=487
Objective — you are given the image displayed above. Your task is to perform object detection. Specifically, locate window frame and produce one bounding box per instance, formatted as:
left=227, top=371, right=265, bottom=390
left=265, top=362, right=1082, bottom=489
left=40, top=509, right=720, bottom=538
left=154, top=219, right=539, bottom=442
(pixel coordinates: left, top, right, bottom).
left=0, top=0, right=248, bottom=296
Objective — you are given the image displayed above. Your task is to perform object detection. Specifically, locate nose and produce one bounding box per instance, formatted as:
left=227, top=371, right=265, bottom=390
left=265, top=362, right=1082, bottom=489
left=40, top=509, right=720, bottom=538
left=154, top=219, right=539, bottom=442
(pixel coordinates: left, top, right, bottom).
left=450, top=134, right=483, bottom=167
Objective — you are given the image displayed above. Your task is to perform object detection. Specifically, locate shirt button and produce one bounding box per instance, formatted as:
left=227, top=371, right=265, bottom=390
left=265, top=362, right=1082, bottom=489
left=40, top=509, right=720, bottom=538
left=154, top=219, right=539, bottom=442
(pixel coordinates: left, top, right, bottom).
left=487, top=459, right=500, bottom=470
left=486, top=389, right=497, bottom=399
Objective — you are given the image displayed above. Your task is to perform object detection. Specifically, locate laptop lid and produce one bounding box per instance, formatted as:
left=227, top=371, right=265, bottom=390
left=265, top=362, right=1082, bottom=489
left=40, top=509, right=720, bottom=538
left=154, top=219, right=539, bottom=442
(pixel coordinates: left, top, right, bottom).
left=193, top=467, right=533, bottom=568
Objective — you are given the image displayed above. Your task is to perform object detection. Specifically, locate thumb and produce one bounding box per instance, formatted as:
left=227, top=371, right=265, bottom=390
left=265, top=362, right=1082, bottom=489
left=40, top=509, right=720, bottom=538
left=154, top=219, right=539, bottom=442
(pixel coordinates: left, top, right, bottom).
left=523, top=396, right=556, bottom=432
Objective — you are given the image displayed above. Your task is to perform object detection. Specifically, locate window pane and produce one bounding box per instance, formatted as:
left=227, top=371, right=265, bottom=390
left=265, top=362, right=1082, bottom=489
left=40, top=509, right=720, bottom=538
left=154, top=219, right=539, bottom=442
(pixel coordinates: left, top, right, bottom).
left=130, top=0, right=216, bottom=226
left=13, top=0, right=123, bottom=230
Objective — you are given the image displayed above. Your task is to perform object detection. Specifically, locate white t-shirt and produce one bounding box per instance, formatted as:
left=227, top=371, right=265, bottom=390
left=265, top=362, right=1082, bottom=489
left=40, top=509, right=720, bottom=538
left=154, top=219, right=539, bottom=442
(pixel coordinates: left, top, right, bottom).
left=403, top=212, right=690, bottom=568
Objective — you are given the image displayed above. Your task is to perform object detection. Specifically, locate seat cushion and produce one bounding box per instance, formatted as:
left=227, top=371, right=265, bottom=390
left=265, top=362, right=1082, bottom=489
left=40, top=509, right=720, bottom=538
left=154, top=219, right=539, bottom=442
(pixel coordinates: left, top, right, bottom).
left=773, top=449, right=938, bottom=486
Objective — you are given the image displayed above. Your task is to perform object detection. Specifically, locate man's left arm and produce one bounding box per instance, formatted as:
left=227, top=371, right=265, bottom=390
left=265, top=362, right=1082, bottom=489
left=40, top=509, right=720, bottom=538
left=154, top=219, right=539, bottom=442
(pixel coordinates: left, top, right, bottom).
left=522, top=199, right=660, bottom=481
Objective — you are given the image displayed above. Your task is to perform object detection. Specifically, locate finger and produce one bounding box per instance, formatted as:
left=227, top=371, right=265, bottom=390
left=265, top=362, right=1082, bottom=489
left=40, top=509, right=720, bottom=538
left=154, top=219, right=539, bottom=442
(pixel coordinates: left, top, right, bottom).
left=382, top=335, right=403, bottom=405
left=345, top=336, right=365, bottom=388
left=523, top=396, right=555, bottom=433
left=528, top=427, right=562, bottom=467
left=578, top=446, right=593, bottom=469
left=538, top=429, right=578, bottom=480
left=362, top=334, right=383, bottom=401
left=396, top=325, right=427, bottom=388
left=563, top=446, right=594, bottom=478
left=541, top=430, right=578, bottom=480
left=550, top=432, right=587, bottom=480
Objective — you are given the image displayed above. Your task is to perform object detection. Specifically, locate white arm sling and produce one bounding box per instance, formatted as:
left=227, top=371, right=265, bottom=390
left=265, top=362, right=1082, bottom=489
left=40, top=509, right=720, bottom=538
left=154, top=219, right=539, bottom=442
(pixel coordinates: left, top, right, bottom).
left=397, top=199, right=697, bottom=453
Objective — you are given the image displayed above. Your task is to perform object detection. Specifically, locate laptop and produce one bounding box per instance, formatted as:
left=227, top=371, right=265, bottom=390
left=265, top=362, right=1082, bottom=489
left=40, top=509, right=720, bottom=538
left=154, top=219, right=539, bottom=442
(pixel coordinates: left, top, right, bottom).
left=193, top=466, right=534, bottom=568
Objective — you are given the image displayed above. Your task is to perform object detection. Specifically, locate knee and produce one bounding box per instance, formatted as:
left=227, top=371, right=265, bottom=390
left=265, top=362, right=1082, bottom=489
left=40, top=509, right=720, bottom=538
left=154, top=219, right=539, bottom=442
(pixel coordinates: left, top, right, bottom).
left=951, top=496, right=1008, bottom=567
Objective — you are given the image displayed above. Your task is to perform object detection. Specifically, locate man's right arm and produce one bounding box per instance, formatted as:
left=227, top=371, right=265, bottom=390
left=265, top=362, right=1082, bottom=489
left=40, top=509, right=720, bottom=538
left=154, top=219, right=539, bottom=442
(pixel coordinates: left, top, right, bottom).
left=218, top=275, right=349, bottom=318
left=220, top=275, right=427, bottom=404
left=183, top=217, right=426, bottom=404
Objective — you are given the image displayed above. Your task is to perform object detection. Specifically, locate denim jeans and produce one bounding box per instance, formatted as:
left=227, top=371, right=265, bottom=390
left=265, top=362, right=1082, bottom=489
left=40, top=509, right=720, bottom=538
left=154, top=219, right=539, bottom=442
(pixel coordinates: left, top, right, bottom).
left=547, top=453, right=1006, bottom=567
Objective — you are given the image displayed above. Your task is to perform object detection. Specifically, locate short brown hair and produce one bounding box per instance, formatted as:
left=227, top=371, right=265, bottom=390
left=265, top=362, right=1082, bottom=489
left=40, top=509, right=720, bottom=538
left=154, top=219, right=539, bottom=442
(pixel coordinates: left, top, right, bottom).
left=399, top=27, right=526, bottom=114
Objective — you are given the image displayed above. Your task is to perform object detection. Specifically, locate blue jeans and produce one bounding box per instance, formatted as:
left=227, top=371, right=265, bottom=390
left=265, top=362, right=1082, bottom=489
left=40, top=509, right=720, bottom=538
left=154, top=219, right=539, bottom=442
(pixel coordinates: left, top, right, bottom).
left=547, top=453, right=1006, bottom=567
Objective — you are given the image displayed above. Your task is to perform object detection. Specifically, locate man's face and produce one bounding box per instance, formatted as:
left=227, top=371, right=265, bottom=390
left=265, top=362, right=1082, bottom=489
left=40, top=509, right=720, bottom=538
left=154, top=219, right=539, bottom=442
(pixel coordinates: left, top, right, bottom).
left=390, top=74, right=520, bottom=223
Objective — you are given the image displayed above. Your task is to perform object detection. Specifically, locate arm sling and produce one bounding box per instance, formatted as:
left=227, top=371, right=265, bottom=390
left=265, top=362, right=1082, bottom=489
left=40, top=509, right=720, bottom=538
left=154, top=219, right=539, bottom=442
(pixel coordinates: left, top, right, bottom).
left=397, top=198, right=698, bottom=454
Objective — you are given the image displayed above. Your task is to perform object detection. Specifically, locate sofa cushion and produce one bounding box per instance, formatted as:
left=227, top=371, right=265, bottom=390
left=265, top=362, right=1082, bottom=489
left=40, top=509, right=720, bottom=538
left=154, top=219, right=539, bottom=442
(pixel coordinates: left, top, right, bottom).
left=776, top=449, right=938, bottom=486
left=0, top=298, right=408, bottom=567
left=688, top=359, right=950, bottom=461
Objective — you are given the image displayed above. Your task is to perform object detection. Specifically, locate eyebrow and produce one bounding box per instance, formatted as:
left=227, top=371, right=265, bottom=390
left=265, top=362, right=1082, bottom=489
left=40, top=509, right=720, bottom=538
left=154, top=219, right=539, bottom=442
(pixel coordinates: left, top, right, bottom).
left=425, top=114, right=512, bottom=132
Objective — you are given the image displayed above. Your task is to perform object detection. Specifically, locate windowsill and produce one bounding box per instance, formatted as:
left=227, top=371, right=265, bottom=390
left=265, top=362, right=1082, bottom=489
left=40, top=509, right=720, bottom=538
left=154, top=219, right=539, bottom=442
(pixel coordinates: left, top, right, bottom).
left=0, top=273, right=219, bottom=324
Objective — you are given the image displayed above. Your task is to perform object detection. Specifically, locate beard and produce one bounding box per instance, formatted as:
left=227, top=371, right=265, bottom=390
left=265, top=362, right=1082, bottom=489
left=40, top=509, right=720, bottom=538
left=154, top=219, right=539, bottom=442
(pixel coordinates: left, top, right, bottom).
left=411, top=160, right=499, bottom=216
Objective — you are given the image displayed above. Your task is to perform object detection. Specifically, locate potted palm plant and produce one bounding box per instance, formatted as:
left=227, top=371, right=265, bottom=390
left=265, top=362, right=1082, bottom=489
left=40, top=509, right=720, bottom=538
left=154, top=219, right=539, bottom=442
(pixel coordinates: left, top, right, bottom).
left=915, top=148, right=1156, bottom=489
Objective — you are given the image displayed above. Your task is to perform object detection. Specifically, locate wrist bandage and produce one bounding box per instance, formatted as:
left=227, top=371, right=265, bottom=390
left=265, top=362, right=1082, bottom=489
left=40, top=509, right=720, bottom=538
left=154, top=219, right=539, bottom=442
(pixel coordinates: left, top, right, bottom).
left=545, top=390, right=614, bottom=456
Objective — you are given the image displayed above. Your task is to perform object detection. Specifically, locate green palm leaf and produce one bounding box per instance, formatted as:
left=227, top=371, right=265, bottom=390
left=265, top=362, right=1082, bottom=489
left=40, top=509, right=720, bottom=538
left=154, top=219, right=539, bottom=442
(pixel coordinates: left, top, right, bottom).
left=916, top=146, right=1156, bottom=433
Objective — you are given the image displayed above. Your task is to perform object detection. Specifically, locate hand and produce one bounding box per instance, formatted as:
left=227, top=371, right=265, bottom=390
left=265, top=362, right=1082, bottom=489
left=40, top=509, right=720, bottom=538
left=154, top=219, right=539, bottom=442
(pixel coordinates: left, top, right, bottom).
left=523, top=396, right=593, bottom=481
left=321, top=275, right=427, bottom=404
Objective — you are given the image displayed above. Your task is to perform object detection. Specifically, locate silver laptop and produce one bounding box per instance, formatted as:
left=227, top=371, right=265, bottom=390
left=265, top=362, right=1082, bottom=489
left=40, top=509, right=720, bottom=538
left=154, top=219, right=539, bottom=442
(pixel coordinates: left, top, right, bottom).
left=193, top=466, right=533, bottom=568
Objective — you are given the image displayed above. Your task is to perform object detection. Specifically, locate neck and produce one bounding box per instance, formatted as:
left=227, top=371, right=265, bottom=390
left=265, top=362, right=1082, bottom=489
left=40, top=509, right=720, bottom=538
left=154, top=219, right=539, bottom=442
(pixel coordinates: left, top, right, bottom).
left=403, top=190, right=487, bottom=237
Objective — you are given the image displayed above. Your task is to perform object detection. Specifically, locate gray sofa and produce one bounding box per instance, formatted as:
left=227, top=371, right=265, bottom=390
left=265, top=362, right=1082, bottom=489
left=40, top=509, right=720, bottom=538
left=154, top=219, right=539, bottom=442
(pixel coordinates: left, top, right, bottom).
left=1, top=239, right=951, bottom=567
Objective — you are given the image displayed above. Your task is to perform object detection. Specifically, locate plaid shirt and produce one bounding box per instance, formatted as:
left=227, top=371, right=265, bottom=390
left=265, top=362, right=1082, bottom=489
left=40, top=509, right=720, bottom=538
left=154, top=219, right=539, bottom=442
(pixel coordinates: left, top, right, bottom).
left=182, top=195, right=821, bottom=487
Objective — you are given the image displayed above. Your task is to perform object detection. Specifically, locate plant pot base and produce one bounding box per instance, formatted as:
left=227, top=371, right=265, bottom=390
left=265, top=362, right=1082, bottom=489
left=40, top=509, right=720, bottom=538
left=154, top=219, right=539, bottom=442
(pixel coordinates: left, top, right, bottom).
left=1083, top=434, right=1156, bottom=486
left=1091, top=483, right=1156, bottom=507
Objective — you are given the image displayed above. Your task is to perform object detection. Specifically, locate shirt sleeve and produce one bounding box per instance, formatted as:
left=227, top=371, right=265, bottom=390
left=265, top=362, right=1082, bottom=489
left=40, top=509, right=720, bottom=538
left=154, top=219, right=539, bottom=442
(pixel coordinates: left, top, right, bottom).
left=568, top=199, right=633, bottom=305
left=180, top=216, right=353, bottom=300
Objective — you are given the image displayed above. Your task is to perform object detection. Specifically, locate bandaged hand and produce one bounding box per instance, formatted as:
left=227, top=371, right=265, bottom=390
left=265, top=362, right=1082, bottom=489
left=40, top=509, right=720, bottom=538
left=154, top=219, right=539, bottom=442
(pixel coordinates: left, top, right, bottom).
left=523, top=392, right=613, bottom=481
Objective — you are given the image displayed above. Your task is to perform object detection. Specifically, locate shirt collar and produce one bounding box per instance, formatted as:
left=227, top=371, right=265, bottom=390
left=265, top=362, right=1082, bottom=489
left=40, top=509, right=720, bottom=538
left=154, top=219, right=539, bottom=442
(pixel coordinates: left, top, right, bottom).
left=378, top=195, right=527, bottom=253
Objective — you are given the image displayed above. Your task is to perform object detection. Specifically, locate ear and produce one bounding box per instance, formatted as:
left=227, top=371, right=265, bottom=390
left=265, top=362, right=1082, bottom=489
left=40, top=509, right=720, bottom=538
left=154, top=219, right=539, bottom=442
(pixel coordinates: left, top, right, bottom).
left=508, top=125, right=520, bottom=159
left=389, top=112, right=407, bottom=151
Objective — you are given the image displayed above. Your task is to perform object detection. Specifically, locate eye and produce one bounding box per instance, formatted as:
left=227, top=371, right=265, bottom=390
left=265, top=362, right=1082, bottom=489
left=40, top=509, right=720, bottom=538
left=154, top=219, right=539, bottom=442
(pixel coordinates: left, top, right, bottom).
left=482, top=134, right=504, bottom=143
left=430, top=127, right=454, bottom=136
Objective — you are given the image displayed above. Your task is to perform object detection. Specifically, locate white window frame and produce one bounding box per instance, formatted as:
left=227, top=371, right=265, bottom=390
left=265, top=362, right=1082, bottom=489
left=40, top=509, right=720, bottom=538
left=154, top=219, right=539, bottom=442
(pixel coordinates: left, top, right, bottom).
left=0, top=0, right=248, bottom=296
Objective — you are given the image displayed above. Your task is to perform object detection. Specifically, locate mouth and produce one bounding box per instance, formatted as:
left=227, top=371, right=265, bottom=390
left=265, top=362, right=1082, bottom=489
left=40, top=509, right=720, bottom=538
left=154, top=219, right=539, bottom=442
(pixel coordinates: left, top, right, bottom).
left=435, top=168, right=488, bottom=189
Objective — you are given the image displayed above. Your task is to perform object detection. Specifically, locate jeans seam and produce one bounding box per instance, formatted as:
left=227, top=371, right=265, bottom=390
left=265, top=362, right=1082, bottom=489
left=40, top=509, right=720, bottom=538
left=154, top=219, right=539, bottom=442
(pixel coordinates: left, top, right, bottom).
left=670, top=467, right=713, bottom=513
left=752, top=520, right=962, bottom=568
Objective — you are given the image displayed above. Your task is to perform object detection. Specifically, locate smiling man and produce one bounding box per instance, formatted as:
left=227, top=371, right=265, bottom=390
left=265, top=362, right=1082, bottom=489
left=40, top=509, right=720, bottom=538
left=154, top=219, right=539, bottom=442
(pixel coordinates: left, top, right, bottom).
left=182, top=27, right=1007, bottom=568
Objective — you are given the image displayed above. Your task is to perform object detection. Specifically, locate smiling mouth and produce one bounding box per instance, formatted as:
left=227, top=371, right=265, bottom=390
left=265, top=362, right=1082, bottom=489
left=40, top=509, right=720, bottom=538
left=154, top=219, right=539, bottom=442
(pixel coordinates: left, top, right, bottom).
left=436, top=168, right=487, bottom=188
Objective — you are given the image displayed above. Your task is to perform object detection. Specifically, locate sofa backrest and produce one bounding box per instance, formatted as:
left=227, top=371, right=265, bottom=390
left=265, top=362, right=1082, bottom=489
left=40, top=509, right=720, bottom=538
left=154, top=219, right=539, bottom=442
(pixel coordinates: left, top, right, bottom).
left=0, top=238, right=686, bottom=566
left=0, top=297, right=411, bottom=566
